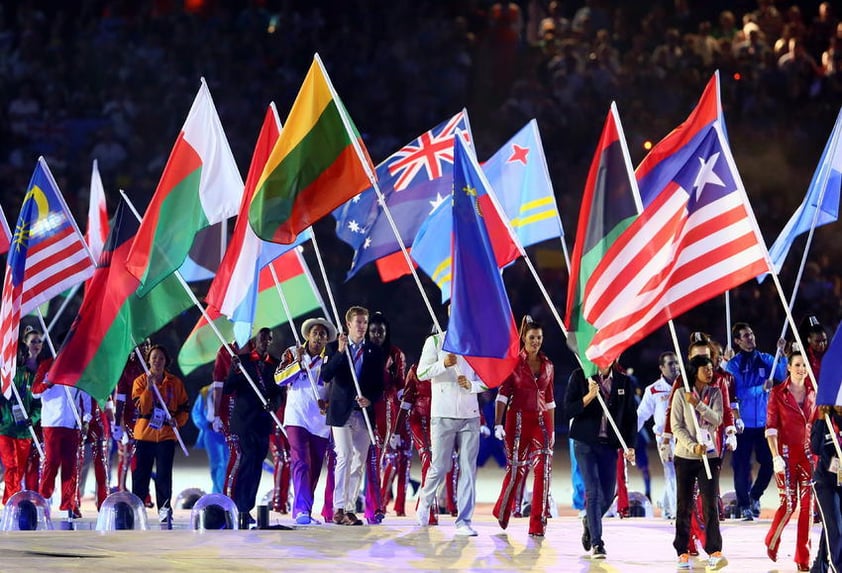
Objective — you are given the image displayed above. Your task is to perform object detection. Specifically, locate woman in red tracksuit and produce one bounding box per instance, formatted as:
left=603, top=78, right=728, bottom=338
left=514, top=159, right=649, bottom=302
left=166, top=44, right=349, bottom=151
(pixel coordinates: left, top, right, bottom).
left=764, top=346, right=816, bottom=572
left=492, top=316, right=555, bottom=537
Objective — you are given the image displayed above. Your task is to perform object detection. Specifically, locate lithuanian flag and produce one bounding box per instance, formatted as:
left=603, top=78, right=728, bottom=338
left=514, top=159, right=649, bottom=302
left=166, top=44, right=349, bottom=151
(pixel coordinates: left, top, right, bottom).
left=248, top=54, right=374, bottom=244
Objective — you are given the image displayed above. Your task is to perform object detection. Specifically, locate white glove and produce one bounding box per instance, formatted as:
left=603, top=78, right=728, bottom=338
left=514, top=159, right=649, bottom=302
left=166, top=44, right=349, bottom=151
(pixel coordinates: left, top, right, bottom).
left=494, top=424, right=505, bottom=441
left=773, top=455, right=786, bottom=474
left=657, top=439, right=673, bottom=463
left=111, top=425, right=123, bottom=441
left=212, top=416, right=224, bottom=433
left=479, top=425, right=491, bottom=438
left=725, top=432, right=737, bottom=452
left=735, top=418, right=745, bottom=434
left=388, top=434, right=402, bottom=449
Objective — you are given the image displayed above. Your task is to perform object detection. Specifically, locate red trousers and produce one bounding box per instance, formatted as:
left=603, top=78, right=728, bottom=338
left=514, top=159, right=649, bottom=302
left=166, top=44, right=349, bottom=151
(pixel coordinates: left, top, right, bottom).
left=766, top=451, right=813, bottom=567
left=40, top=427, right=81, bottom=511
left=0, top=435, right=31, bottom=503
left=223, top=432, right=242, bottom=500
left=268, top=427, right=291, bottom=513
left=380, top=418, right=412, bottom=516
left=320, top=437, right=336, bottom=521
left=493, top=411, right=553, bottom=536
left=116, top=439, right=136, bottom=491
left=76, top=418, right=109, bottom=509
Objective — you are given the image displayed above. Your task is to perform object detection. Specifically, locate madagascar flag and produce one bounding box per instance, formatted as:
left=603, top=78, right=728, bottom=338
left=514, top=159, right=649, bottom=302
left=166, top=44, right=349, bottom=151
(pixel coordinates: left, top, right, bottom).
left=248, top=53, right=374, bottom=244
left=564, top=103, right=639, bottom=377
left=47, top=199, right=192, bottom=404
left=178, top=248, right=324, bottom=375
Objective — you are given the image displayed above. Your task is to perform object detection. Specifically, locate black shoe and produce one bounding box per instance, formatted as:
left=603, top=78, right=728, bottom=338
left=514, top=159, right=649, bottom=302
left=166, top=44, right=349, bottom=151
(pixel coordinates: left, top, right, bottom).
left=592, top=544, right=606, bottom=559
left=581, top=516, right=591, bottom=551
left=750, top=498, right=761, bottom=518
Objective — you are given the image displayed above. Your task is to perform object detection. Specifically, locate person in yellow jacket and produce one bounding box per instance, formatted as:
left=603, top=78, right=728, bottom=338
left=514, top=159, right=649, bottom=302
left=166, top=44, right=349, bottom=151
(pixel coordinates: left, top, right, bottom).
left=131, top=345, right=189, bottom=523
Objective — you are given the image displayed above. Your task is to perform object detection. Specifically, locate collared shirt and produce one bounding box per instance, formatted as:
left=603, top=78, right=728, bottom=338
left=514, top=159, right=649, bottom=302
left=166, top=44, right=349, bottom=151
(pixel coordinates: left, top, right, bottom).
left=276, top=345, right=330, bottom=438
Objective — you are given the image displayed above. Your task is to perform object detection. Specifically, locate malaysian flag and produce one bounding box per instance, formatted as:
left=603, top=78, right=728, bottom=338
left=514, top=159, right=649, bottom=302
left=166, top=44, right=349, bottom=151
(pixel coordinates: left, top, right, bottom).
left=581, top=76, right=769, bottom=368
left=333, top=110, right=473, bottom=280
left=1, top=157, right=95, bottom=398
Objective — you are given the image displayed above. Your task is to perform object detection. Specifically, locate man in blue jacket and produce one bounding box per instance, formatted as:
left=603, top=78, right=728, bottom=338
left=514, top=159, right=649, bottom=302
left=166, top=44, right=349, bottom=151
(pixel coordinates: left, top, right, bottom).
left=724, top=322, right=787, bottom=521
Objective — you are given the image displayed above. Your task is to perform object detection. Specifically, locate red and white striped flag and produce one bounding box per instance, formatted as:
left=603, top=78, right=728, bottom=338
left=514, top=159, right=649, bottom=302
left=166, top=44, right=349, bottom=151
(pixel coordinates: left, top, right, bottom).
left=582, top=76, right=769, bottom=367
left=1, top=157, right=95, bottom=398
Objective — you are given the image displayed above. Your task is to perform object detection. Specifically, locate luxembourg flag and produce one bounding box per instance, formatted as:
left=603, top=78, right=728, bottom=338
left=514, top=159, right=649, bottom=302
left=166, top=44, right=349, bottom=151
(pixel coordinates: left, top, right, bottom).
left=205, top=104, right=310, bottom=346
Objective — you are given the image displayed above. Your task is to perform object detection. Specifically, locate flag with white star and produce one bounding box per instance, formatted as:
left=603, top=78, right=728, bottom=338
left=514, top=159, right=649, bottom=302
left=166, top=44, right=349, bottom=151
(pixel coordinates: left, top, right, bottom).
left=331, top=111, right=473, bottom=280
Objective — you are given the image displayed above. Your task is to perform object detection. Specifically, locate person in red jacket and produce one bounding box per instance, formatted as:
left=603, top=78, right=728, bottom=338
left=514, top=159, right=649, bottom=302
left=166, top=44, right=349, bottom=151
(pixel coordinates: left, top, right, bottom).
left=493, top=316, right=555, bottom=537
left=112, top=339, right=149, bottom=497
left=764, top=345, right=816, bottom=572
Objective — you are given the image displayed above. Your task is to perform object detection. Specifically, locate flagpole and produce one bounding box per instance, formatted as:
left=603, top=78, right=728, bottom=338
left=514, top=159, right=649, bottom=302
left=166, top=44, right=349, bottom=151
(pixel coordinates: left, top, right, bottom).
left=46, top=283, right=81, bottom=335
left=119, top=190, right=288, bottom=439
left=307, top=229, right=377, bottom=444
left=267, top=259, right=323, bottom=404
left=130, top=340, right=189, bottom=457
left=725, top=291, right=732, bottom=350
left=36, top=308, right=84, bottom=431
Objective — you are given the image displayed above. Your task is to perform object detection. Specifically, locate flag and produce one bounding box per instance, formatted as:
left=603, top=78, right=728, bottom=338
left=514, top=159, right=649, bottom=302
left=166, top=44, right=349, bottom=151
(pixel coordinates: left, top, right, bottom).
left=46, top=199, right=193, bottom=404
left=441, top=133, right=519, bottom=388
left=0, top=204, right=10, bottom=256
left=484, top=119, right=564, bottom=248
left=760, top=107, right=842, bottom=281
left=177, top=221, right=226, bottom=282
left=338, top=111, right=473, bottom=280
left=125, top=78, right=243, bottom=296
left=86, top=159, right=109, bottom=263
left=565, top=104, right=640, bottom=376
left=582, top=76, right=768, bottom=369
left=817, top=321, right=842, bottom=406
left=248, top=54, right=373, bottom=244
left=207, top=104, right=313, bottom=346
left=179, top=248, right=325, bottom=375
left=1, top=158, right=96, bottom=398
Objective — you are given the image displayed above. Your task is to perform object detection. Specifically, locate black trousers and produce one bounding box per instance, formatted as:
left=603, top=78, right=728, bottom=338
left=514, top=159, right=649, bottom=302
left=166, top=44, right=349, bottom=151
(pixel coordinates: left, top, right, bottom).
left=674, top=456, right=722, bottom=556
left=232, top=431, right=270, bottom=513
left=132, top=440, right=175, bottom=510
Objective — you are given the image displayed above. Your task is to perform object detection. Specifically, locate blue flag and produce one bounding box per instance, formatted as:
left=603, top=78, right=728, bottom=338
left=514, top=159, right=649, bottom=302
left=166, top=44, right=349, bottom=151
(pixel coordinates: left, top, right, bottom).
left=331, top=111, right=473, bottom=280
left=760, top=107, right=842, bottom=282
left=817, top=322, right=842, bottom=406
left=442, top=133, right=518, bottom=388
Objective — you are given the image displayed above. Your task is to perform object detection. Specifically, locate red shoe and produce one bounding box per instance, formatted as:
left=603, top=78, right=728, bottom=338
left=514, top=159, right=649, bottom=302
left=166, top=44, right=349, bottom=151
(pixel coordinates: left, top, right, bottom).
left=766, top=546, right=777, bottom=562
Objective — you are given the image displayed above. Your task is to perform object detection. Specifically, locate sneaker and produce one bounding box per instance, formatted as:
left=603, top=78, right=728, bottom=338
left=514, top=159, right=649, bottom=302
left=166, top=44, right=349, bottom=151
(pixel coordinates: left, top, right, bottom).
left=592, top=545, right=606, bottom=559
left=295, top=514, right=320, bottom=525
left=333, top=509, right=345, bottom=525
left=454, top=524, right=478, bottom=537
left=416, top=501, right=430, bottom=527
left=677, top=553, right=691, bottom=570
left=707, top=552, right=728, bottom=571
left=158, top=507, right=172, bottom=523
left=750, top=498, right=761, bottom=518
left=581, top=516, right=591, bottom=551
left=741, top=508, right=754, bottom=521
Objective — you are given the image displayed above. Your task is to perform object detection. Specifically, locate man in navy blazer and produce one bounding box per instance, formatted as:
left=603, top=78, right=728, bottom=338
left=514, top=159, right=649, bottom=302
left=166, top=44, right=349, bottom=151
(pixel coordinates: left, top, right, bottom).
left=323, top=306, right=385, bottom=526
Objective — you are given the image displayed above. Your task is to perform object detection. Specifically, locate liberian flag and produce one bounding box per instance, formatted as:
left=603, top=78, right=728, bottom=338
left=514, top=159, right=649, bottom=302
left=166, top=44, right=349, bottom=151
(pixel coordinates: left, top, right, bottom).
left=179, top=248, right=326, bottom=375
left=47, top=199, right=192, bottom=404
left=248, top=54, right=374, bottom=244
left=126, top=78, right=243, bottom=296
left=1, top=158, right=96, bottom=398
left=206, top=104, right=312, bottom=346
left=565, top=103, right=639, bottom=376
left=86, top=159, right=109, bottom=264
left=582, top=74, right=768, bottom=367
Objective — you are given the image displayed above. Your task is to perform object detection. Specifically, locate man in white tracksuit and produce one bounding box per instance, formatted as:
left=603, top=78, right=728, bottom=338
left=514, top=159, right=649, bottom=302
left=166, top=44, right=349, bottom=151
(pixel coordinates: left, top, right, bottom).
left=415, top=330, right=484, bottom=537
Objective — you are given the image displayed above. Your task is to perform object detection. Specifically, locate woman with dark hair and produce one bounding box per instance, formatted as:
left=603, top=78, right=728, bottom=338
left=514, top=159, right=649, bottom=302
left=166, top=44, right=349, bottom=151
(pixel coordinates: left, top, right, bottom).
left=811, top=404, right=842, bottom=572
left=367, top=312, right=410, bottom=519
left=131, top=344, right=189, bottom=523
left=0, top=326, right=43, bottom=502
left=492, top=316, right=555, bottom=537
left=672, top=354, right=727, bottom=571
left=764, top=345, right=816, bottom=571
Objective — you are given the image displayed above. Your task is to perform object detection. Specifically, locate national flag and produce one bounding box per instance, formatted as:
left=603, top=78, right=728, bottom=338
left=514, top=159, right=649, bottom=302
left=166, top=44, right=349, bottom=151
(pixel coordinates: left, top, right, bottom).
left=178, top=248, right=325, bottom=375
left=565, top=104, right=639, bottom=376
left=338, top=111, right=473, bottom=280
left=207, top=104, right=313, bottom=346
left=126, top=78, right=243, bottom=296
left=248, top=54, right=374, bottom=244
left=0, top=204, right=10, bottom=256
left=760, top=107, right=842, bottom=281
left=86, top=159, right=109, bottom=263
left=582, top=76, right=768, bottom=368
left=177, top=221, right=227, bottom=282
left=817, top=321, right=842, bottom=406
left=46, top=199, right=193, bottom=404
left=442, top=133, right=519, bottom=388
left=484, top=119, right=564, bottom=248
left=1, top=158, right=96, bottom=398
